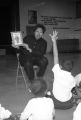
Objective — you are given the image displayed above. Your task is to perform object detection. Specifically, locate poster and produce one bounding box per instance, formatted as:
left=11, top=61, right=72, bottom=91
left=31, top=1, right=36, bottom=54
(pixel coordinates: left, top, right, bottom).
left=28, top=10, right=37, bottom=24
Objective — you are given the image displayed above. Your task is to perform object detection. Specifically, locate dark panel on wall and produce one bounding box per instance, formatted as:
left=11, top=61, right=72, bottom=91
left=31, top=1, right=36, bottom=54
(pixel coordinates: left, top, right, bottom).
left=57, top=39, right=79, bottom=52
left=76, top=1, right=81, bottom=18
left=0, top=6, right=11, bottom=45
left=50, top=39, right=79, bottom=53
left=0, top=0, right=20, bottom=55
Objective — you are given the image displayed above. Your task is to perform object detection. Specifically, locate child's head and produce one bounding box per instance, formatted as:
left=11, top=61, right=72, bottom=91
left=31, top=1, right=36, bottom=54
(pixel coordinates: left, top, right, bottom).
left=30, top=78, right=47, bottom=97
left=61, top=60, right=73, bottom=72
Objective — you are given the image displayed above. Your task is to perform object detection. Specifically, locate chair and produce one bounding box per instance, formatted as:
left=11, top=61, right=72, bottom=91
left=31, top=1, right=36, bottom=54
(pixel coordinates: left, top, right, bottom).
left=16, top=53, right=27, bottom=89
left=33, top=65, right=39, bottom=79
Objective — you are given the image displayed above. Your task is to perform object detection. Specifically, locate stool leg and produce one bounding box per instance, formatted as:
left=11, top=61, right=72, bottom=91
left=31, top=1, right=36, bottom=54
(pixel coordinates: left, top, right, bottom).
left=20, top=65, right=27, bottom=89
left=16, top=61, right=20, bottom=88
left=34, top=70, right=37, bottom=79
left=16, top=61, right=27, bottom=90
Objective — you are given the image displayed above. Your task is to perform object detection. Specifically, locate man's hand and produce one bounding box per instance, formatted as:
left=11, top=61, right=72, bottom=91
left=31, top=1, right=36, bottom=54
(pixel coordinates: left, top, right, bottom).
left=11, top=43, right=19, bottom=49
left=49, top=30, right=58, bottom=42
left=24, top=44, right=32, bottom=52
left=11, top=41, right=32, bottom=52
left=22, top=43, right=32, bottom=53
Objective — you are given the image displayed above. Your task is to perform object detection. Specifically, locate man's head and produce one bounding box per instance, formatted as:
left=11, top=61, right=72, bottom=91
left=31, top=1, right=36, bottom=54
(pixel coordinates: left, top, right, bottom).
left=34, top=24, right=46, bottom=40
left=61, top=60, right=73, bottom=72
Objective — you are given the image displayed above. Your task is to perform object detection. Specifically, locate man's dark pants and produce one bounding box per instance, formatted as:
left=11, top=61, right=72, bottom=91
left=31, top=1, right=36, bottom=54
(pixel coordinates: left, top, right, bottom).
left=19, top=55, right=48, bottom=82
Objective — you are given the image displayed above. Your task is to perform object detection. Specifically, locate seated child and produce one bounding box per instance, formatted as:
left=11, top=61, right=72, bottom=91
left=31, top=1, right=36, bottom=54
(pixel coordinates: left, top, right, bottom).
left=20, top=79, right=55, bottom=120
left=73, top=102, right=81, bottom=120
left=75, top=73, right=81, bottom=88
left=72, top=73, right=81, bottom=105
left=49, top=31, right=81, bottom=109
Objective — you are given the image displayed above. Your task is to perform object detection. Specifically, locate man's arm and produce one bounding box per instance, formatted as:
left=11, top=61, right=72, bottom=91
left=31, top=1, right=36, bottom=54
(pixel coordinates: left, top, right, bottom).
left=49, top=31, right=59, bottom=65
left=20, top=36, right=32, bottom=52
left=19, top=43, right=32, bottom=52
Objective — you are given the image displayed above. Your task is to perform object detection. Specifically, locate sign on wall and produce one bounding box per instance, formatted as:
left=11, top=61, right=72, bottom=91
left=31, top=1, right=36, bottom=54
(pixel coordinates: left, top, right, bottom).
left=40, top=15, right=73, bottom=29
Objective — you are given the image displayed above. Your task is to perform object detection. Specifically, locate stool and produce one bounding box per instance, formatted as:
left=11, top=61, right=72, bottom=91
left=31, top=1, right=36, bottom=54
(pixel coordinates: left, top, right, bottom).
left=33, top=65, right=39, bottom=79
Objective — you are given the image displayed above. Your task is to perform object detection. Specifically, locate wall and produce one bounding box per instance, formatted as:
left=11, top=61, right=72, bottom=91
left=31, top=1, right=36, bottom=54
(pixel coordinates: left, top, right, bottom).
left=19, top=0, right=76, bottom=52
left=74, top=18, right=81, bottom=50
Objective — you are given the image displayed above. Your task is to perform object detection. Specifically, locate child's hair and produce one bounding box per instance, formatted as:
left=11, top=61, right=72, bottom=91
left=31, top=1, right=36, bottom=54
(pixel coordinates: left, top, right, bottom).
left=61, top=59, right=73, bottom=72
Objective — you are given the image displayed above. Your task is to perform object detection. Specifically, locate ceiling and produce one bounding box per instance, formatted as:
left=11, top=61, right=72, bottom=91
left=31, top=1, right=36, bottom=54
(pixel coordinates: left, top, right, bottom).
left=0, top=0, right=81, bottom=6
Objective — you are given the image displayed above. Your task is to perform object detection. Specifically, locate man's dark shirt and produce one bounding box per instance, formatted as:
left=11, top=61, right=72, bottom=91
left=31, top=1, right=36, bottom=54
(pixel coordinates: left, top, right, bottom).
left=19, top=35, right=47, bottom=58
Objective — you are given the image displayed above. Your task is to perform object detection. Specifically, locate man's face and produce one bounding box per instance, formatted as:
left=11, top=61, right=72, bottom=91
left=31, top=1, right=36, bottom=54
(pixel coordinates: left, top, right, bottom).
left=34, top=28, right=44, bottom=40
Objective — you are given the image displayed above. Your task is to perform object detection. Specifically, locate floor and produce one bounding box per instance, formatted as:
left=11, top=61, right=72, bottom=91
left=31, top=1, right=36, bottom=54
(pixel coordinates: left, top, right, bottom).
left=0, top=53, right=81, bottom=119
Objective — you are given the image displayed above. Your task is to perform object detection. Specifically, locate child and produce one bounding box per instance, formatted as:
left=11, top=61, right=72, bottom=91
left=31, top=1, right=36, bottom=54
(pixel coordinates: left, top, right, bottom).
left=73, top=102, right=81, bottom=120
left=49, top=31, right=78, bottom=109
left=20, top=79, right=55, bottom=120
left=75, top=73, right=81, bottom=87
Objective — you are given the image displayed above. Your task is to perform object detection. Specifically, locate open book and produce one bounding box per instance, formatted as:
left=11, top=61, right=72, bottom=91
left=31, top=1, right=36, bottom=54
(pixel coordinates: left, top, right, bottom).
left=11, top=31, right=23, bottom=46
